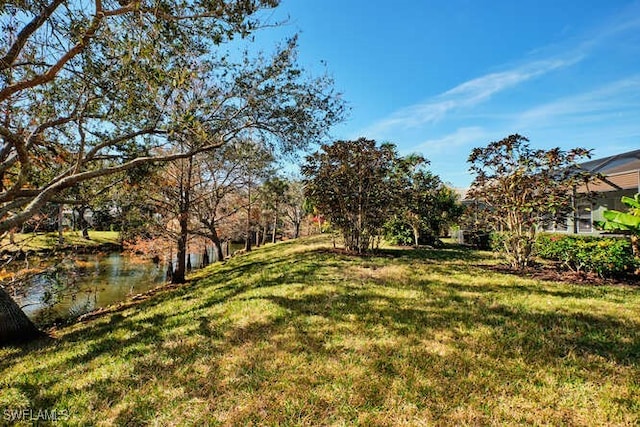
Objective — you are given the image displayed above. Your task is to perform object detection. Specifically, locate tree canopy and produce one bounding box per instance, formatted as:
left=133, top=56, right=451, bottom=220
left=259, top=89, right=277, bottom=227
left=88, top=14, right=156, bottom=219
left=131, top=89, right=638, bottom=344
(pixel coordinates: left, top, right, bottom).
left=0, top=1, right=344, bottom=234
left=303, top=138, right=461, bottom=253
left=303, top=138, right=398, bottom=253
left=0, top=0, right=344, bottom=344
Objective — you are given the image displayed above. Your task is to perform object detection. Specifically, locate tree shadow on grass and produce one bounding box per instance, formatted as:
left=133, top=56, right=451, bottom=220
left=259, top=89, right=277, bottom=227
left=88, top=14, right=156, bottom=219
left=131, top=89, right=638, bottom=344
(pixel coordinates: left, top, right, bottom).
left=0, top=334, right=54, bottom=372
left=256, top=286, right=640, bottom=367
left=195, top=249, right=341, bottom=311
left=3, top=238, right=640, bottom=424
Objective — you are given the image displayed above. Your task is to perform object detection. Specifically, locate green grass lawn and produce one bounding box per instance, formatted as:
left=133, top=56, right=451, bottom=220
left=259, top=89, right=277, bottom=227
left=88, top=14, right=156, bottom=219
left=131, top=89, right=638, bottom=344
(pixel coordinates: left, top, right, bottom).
left=1, top=231, right=120, bottom=253
left=1, top=235, right=639, bottom=425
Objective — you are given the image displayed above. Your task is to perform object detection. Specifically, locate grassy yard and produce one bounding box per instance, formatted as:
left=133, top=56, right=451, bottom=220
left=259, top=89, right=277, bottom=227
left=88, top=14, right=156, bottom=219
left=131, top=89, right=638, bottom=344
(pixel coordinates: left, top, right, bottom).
left=0, top=231, right=121, bottom=253
left=1, top=235, right=639, bottom=425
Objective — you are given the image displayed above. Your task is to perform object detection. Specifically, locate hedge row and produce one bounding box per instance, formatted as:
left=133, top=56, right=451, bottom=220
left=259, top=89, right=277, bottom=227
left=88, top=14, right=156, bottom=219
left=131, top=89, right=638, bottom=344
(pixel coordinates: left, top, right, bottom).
left=535, top=233, right=637, bottom=277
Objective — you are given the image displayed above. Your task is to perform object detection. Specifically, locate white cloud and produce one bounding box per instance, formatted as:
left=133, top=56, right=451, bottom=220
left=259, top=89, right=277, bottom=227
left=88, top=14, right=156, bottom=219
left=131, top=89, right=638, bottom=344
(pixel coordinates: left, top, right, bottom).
left=362, top=56, right=581, bottom=138
left=414, top=126, right=492, bottom=152
left=514, top=76, right=640, bottom=129
left=361, top=7, right=640, bottom=141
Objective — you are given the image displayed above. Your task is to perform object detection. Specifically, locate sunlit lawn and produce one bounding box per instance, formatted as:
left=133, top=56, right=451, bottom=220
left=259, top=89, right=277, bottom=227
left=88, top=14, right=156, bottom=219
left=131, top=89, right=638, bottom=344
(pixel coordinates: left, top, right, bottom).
left=0, top=231, right=120, bottom=253
left=1, top=234, right=639, bottom=425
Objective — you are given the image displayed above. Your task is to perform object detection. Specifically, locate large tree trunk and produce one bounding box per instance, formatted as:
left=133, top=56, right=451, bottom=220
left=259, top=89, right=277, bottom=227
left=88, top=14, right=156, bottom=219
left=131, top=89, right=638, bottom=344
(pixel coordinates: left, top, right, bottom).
left=173, top=155, right=193, bottom=283
left=293, top=220, right=301, bottom=239
left=0, top=286, right=43, bottom=345
left=79, top=206, right=91, bottom=239
left=244, top=227, right=252, bottom=252
left=261, top=222, right=268, bottom=245
left=208, top=226, right=225, bottom=262
left=173, top=215, right=188, bottom=284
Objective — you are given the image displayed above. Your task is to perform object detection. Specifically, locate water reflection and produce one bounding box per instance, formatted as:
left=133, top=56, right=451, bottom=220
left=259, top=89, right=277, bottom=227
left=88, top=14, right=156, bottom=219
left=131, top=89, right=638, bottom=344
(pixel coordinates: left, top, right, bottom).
left=12, top=242, right=245, bottom=325
left=16, top=252, right=166, bottom=324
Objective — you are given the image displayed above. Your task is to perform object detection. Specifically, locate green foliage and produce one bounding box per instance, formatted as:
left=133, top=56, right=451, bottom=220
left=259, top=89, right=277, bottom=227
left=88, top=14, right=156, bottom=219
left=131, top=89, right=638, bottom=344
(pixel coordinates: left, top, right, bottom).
left=595, top=194, right=640, bottom=235
left=389, top=155, right=463, bottom=246
left=383, top=217, right=415, bottom=246
left=489, top=231, right=506, bottom=252
left=303, top=138, right=400, bottom=253
left=304, top=142, right=461, bottom=252
left=535, top=234, right=637, bottom=277
left=0, top=3, right=344, bottom=234
left=594, top=193, right=640, bottom=262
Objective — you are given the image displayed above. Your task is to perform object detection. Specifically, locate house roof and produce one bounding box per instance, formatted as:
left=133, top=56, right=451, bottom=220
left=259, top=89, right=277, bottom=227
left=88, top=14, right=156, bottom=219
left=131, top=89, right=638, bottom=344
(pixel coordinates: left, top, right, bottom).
left=460, top=148, right=640, bottom=199
left=577, top=148, right=640, bottom=193
left=578, top=148, right=640, bottom=175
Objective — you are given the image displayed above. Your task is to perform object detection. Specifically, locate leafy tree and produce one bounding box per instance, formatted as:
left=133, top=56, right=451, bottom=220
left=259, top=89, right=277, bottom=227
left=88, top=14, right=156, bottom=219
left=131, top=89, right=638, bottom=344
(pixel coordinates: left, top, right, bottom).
left=467, top=134, right=593, bottom=269
left=238, top=140, right=275, bottom=252
left=262, top=177, right=289, bottom=243
left=0, top=1, right=344, bottom=343
left=155, top=152, right=198, bottom=284
left=303, top=138, right=400, bottom=253
left=390, top=155, right=463, bottom=247
left=0, top=3, right=343, bottom=235
left=283, top=179, right=306, bottom=239
left=192, top=139, right=274, bottom=261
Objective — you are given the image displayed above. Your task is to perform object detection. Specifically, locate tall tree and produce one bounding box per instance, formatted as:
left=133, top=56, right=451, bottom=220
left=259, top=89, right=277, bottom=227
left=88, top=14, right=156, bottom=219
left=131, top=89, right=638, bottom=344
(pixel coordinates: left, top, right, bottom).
left=467, top=134, right=593, bottom=269
left=169, top=152, right=196, bottom=284
left=262, top=177, right=289, bottom=243
left=283, top=179, right=306, bottom=239
left=192, top=139, right=274, bottom=261
left=238, top=141, right=275, bottom=252
left=0, top=3, right=343, bottom=234
left=388, top=154, right=463, bottom=247
left=303, top=138, right=399, bottom=253
left=0, top=1, right=270, bottom=232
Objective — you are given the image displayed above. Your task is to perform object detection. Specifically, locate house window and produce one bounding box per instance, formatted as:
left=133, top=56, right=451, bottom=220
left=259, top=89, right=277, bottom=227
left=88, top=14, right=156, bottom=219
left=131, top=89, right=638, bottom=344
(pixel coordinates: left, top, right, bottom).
left=577, top=204, right=592, bottom=233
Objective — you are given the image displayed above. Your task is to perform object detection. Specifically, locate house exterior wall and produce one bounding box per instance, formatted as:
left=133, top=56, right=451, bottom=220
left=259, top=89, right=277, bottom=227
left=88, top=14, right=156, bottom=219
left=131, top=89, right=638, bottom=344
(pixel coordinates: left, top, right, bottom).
left=463, top=149, right=640, bottom=237
left=563, top=149, right=640, bottom=235
left=563, top=188, right=638, bottom=235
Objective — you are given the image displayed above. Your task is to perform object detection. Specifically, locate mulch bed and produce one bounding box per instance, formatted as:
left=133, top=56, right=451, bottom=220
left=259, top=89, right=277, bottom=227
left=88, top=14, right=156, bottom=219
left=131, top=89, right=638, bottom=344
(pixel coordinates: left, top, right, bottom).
left=486, top=264, right=640, bottom=287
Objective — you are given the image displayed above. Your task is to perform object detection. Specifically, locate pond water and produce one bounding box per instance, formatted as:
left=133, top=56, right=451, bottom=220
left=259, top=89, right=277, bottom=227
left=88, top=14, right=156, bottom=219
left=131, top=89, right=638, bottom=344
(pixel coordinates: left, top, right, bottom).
left=11, top=248, right=228, bottom=325
left=11, top=252, right=167, bottom=324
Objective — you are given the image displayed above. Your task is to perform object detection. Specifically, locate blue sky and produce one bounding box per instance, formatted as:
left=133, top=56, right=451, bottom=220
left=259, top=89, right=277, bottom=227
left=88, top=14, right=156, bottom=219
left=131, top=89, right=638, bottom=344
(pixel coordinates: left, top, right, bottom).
left=262, top=1, right=640, bottom=188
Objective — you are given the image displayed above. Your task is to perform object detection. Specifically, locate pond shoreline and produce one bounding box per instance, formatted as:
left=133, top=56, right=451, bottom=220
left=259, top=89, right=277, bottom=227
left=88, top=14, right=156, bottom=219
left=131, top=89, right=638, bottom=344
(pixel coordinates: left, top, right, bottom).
left=46, top=279, right=184, bottom=333
left=1, top=240, right=123, bottom=261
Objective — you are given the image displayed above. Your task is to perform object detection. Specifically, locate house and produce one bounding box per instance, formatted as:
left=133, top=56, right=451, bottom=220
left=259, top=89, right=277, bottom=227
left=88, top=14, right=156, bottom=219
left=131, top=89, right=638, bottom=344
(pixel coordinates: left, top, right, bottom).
left=458, top=148, right=640, bottom=240
left=563, top=148, right=640, bottom=234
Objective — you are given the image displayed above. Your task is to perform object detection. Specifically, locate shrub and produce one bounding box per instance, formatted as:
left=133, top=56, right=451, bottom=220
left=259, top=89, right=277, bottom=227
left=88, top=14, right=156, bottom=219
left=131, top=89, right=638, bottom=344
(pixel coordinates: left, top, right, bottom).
left=383, top=217, right=414, bottom=246
left=465, top=230, right=492, bottom=250
left=535, top=234, right=637, bottom=277
left=490, top=232, right=509, bottom=252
